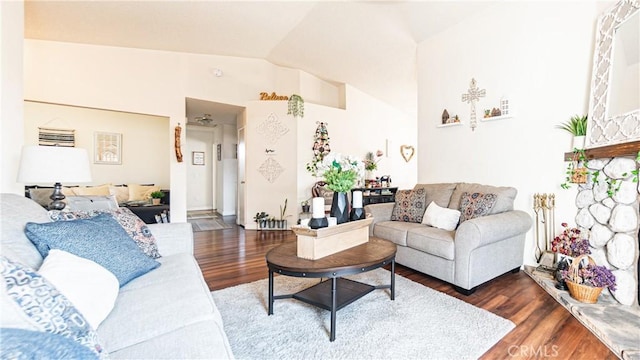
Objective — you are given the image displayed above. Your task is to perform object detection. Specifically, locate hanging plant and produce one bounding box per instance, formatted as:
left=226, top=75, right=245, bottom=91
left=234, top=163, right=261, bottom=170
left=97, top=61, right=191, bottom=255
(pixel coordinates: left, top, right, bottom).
left=287, top=94, right=304, bottom=118
left=561, top=148, right=589, bottom=189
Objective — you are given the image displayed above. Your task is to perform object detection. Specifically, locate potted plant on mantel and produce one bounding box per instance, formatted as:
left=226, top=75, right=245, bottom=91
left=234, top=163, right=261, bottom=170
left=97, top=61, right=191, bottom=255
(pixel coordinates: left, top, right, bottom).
left=556, top=114, right=587, bottom=150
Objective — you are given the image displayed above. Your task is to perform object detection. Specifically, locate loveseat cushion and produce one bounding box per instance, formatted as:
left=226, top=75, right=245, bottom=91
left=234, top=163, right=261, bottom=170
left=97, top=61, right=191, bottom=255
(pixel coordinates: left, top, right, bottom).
left=448, top=183, right=516, bottom=215
left=97, top=253, right=231, bottom=357
left=372, top=220, right=425, bottom=246
left=390, top=188, right=427, bottom=223
left=413, top=183, right=457, bottom=208
left=406, top=226, right=455, bottom=260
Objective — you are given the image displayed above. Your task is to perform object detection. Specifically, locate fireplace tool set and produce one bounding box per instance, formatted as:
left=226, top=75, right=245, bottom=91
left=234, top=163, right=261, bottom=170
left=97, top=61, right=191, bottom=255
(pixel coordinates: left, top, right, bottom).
left=533, top=193, right=556, bottom=270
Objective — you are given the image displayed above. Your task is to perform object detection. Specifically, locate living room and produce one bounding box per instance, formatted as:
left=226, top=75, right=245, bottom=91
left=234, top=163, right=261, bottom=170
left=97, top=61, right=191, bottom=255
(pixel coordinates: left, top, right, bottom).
left=1, top=0, right=639, bottom=358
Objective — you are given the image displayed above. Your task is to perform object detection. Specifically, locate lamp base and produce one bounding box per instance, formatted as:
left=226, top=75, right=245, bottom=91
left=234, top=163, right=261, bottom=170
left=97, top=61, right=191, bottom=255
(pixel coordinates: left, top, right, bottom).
left=49, top=182, right=66, bottom=210
left=350, top=207, right=365, bottom=221
left=309, top=217, right=328, bottom=229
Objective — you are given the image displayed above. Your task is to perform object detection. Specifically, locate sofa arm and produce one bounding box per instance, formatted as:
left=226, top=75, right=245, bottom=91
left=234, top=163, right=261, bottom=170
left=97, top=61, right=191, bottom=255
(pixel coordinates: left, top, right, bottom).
left=455, top=210, right=532, bottom=250
left=147, top=222, right=194, bottom=256
left=364, top=202, right=395, bottom=235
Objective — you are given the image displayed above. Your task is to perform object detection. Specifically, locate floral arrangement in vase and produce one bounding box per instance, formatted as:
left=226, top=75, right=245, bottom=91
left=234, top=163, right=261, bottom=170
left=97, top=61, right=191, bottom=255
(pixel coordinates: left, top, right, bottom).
left=315, top=153, right=364, bottom=193
left=363, top=150, right=383, bottom=171
left=561, top=262, right=616, bottom=291
left=551, top=222, right=591, bottom=257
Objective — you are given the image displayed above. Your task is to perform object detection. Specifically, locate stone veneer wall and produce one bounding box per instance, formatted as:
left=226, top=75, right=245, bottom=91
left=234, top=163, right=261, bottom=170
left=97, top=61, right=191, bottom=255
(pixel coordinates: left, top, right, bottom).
left=576, top=157, right=640, bottom=307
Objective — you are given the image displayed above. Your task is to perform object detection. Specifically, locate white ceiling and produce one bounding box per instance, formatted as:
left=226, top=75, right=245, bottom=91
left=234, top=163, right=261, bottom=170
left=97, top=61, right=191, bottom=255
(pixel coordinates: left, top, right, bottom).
left=24, top=0, right=497, bottom=118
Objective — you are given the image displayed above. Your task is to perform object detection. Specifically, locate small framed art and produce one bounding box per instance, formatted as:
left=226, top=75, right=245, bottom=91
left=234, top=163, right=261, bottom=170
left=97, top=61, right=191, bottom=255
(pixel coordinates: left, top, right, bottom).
left=94, top=132, right=122, bottom=164
left=192, top=151, right=205, bottom=165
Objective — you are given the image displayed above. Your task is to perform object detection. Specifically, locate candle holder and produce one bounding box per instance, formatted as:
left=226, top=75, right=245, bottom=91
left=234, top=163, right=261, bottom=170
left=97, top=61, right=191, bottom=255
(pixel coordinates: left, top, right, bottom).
left=350, top=207, right=365, bottom=221
left=309, top=216, right=328, bottom=229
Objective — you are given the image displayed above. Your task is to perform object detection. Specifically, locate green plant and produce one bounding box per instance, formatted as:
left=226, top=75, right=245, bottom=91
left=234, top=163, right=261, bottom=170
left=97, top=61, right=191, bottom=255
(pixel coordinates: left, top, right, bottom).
left=287, top=94, right=304, bottom=118
left=279, top=199, right=290, bottom=221
left=556, top=114, right=588, bottom=136
left=150, top=191, right=165, bottom=199
left=253, top=212, right=269, bottom=223
left=316, top=153, right=364, bottom=192
left=632, top=151, right=640, bottom=183
left=363, top=150, right=383, bottom=171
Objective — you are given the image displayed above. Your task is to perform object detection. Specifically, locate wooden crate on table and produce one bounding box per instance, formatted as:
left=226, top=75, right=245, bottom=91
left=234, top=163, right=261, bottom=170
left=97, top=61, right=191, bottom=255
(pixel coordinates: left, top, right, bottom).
left=292, top=217, right=373, bottom=260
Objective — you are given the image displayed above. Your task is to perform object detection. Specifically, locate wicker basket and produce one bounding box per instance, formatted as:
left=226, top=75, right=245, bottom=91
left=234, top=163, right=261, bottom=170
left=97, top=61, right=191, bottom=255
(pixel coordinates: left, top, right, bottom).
left=565, top=255, right=603, bottom=303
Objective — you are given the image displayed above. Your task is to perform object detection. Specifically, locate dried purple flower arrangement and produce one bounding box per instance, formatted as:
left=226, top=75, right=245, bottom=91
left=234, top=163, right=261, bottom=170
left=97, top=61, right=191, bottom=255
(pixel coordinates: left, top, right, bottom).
left=551, top=222, right=591, bottom=257
left=561, top=264, right=616, bottom=291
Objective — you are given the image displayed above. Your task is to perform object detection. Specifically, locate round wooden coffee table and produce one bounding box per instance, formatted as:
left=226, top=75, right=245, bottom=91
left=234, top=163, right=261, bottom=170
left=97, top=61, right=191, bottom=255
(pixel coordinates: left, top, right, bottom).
left=265, top=237, right=396, bottom=341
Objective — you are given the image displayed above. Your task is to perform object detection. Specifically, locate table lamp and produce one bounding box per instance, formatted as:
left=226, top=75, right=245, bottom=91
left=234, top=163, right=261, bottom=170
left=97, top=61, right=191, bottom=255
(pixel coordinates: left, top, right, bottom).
left=17, top=145, right=92, bottom=210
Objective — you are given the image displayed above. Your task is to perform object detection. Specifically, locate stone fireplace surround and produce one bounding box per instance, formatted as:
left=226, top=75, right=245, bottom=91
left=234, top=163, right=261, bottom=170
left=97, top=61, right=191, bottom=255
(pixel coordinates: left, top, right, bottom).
left=527, top=143, right=640, bottom=359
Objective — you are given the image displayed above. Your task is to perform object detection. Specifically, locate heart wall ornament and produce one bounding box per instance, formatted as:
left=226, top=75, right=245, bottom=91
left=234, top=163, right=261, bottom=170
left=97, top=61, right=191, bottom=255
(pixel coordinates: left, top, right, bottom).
left=400, top=145, right=415, bottom=162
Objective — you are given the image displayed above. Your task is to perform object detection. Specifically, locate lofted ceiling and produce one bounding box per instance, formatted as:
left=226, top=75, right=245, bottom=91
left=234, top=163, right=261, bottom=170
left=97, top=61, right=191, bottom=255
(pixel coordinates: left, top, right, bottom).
left=24, top=0, right=497, bottom=116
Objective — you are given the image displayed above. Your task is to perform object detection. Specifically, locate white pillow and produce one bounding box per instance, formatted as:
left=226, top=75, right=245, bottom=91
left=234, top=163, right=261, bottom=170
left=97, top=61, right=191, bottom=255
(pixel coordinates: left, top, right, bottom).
left=38, top=249, right=119, bottom=330
left=65, top=195, right=119, bottom=211
left=422, top=201, right=461, bottom=231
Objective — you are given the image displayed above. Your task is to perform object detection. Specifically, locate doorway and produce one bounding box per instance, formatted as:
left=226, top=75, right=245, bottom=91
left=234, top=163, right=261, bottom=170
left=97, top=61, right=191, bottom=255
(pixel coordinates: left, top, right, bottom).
left=185, top=98, right=243, bottom=216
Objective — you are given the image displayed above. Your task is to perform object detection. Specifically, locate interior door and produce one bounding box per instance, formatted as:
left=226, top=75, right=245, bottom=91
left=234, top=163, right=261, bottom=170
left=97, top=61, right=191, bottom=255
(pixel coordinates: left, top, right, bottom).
left=237, top=127, right=245, bottom=226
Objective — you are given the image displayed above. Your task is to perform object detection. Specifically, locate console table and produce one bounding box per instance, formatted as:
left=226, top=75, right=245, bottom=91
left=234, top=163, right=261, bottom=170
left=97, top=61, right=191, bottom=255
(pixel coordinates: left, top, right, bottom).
left=125, top=204, right=170, bottom=224
left=351, top=187, right=398, bottom=206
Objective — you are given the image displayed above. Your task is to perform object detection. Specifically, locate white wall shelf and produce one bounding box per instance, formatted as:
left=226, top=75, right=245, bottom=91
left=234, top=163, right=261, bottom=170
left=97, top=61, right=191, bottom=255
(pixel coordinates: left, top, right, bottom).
left=480, top=114, right=514, bottom=122
left=436, top=122, right=463, bottom=128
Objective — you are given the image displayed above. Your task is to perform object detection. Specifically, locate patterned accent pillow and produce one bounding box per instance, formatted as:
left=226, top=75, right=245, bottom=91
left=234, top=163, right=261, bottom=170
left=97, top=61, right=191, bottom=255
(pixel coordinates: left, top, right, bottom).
left=25, top=213, right=161, bottom=286
left=0, top=256, right=107, bottom=359
left=391, top=188, right=427, bottom=223
left=458, top=192, right=497, bottom=224
left=48, top=207, right=161, bottom=259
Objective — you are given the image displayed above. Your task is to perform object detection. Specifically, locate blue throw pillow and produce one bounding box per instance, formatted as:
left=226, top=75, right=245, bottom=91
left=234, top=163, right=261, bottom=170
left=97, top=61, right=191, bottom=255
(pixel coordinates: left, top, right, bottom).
left=0, top=328, right=99, bottom=360
left=0, top=257, right=106, bottom=358
left=24, top=213, right=160, bottom=286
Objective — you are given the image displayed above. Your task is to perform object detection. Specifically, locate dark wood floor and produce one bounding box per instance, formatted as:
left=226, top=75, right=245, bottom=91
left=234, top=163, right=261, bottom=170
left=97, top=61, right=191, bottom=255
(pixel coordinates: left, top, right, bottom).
left=194, top=221, right=617, bottom=359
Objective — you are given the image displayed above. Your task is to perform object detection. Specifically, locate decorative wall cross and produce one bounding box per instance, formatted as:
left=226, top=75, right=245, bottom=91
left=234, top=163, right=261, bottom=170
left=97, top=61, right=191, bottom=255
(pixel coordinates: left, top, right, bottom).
left=461, top=78, right=486, bottom=131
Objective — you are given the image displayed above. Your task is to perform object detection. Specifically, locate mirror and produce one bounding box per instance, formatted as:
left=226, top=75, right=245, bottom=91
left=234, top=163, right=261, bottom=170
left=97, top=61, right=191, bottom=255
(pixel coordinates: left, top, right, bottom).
left=608, top=11, right=639, bottom=117
left=586, top=0, right=640, bottom=148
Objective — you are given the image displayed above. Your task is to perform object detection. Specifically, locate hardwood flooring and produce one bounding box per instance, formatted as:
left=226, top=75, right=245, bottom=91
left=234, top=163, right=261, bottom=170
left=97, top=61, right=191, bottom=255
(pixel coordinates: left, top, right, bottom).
left=194, top=221, right=617, bottom=359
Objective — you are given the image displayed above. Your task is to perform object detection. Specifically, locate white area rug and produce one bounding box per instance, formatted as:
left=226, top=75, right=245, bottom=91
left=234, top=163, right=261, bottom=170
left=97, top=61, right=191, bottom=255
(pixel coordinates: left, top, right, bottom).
left=212, top=268, right=515, bottom=359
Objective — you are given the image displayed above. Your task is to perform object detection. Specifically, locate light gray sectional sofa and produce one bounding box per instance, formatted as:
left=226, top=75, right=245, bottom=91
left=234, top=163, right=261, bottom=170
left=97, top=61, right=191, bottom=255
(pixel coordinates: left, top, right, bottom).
left=0, top=193, right=234, bottom=359
left=365, top=183, right=532, bottom=295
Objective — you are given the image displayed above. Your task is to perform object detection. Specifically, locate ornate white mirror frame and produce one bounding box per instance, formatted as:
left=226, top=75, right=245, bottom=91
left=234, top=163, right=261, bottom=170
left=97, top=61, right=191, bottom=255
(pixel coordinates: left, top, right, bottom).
left=586, top=0, right=640, bottom=148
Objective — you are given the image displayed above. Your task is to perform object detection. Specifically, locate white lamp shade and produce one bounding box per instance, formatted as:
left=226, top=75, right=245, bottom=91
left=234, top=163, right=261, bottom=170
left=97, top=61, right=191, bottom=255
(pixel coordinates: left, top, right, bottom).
left=17, top=145, right=92, bottom=184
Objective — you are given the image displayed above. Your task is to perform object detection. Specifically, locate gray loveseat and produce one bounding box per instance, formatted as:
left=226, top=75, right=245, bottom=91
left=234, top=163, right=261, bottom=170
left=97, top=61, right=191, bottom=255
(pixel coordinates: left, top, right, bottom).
left=365, top=183, right=532, bottom=295
left=0, top=193, right=234, bottom=358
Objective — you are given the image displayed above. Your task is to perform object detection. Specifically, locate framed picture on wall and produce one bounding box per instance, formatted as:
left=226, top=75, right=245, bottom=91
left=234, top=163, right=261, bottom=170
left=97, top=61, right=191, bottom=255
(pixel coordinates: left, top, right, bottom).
left=192, top=151, right=205, bottom=165
left=94, top=132, right=122, bottom=164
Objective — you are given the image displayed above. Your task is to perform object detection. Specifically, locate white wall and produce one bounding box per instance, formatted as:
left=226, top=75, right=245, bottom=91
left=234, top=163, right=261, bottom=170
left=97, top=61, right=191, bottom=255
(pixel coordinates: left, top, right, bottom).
left=1, top=1, right=24, bottom=194
left=295, top=84, right=417, bottom=214
left=23, top=39, right=415, bottom=222
left=417, top=2, right=600, bottom=265
left=24, top=101, right=169, bottom=187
